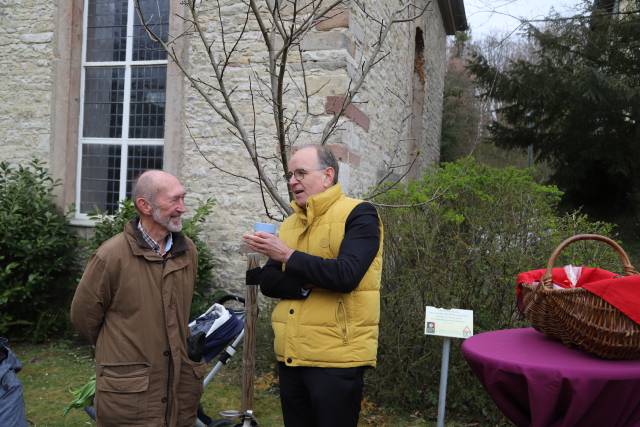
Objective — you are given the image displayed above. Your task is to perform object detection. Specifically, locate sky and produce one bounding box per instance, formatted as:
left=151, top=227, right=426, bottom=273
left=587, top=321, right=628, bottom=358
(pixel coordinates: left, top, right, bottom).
left=464, top=0, right=586, bottom=39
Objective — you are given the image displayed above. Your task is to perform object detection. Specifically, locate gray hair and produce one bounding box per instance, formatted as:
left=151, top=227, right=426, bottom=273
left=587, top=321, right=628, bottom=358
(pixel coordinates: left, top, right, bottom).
left=298, top=144, right=339, bottom=185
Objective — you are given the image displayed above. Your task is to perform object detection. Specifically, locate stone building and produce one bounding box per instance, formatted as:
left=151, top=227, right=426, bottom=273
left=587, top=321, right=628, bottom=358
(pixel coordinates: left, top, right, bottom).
left=0, top=1, right=466, bottom=286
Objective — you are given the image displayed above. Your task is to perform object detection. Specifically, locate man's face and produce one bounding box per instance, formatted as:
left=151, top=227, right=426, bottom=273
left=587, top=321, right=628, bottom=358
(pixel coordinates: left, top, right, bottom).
left=150, top=177, right=186, bottom=232
left=286, top=147, right=332, bottom=208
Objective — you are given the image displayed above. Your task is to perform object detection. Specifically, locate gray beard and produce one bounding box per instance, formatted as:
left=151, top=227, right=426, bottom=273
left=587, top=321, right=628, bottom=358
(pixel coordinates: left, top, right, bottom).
left=152, top=206, right=182, bottom=232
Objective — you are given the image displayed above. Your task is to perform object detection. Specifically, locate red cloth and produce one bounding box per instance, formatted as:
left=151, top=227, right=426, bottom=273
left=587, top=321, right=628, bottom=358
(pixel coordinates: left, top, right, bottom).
left=516, top=266, right=640, bottom=325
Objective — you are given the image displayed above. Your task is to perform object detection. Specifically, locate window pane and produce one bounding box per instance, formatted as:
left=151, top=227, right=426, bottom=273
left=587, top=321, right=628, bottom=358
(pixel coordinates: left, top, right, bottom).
left=86, top=0, right=128, bottom=62
left=126, top=145, right=164, bottom=197
left=129, top=65, right=166, bottom=138
left=80, top=144, right=122, bottom=214
left=133, top=0, right=169, bottom=61
left=83, top=67, right=125, bottom=138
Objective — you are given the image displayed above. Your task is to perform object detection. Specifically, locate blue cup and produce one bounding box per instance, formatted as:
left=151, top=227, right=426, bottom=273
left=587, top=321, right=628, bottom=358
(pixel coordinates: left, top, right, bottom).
left=254, top=222, right=277, bottom=234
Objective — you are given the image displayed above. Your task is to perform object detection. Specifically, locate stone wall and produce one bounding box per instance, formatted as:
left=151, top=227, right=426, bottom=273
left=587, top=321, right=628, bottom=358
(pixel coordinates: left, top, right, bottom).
left=177, top=1, right=450, bottom=288
left=420, top=1, right=448, bottom=167
left=0, top=1, right=55, bottom=165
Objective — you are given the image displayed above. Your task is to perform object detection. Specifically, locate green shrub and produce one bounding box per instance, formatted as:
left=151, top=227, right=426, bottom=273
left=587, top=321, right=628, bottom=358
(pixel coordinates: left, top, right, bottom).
left=88, top=198, right=217, bottom=317
left=255, top=297, right=277, bottom=375
left=0, top=160, right=80, bottom=340
left=369, top=158, right=618, bottom=424
left=88, top=198, right=138, bottom=253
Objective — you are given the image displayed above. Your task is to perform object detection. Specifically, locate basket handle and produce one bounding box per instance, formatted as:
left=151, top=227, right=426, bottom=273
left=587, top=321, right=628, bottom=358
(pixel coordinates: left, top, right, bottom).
left=542, top=234, right=638, bottom=287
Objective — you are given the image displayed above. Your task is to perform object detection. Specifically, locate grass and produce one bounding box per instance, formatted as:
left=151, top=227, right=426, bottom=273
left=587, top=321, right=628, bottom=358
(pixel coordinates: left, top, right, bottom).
left=15, top=340, right=95, bottom=426
left=12, top=340, right=439, bottom=427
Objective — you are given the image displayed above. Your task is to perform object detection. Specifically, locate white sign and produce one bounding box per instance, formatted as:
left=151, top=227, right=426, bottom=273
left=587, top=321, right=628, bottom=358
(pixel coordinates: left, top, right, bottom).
left=424, top=306, right=474, bottom=339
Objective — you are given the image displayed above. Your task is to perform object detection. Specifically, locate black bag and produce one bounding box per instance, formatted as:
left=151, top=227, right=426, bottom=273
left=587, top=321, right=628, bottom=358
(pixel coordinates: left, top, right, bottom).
left=0, top=337, right=27, bottom=427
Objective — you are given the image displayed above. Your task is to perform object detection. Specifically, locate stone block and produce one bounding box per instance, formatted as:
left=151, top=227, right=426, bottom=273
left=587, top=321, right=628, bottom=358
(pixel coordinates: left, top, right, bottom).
left=301, top=31, right=355, bottom=58
left=316, top=8, right=349, bottom=31
left=306, top=74, right=348, bottom=96
left=325, top=95, right=369, bottom=132
left=338, top=161, right=351, bottom=193
left=326, top=142, right=360, bottom=167
left=20, top=32, right=53, bottom=43
left=348, top=13, right=364, bottom=46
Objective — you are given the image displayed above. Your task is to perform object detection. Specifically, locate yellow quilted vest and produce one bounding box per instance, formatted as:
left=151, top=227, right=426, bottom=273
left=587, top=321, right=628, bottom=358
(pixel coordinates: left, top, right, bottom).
left=271, top=184, right=383, bottom=368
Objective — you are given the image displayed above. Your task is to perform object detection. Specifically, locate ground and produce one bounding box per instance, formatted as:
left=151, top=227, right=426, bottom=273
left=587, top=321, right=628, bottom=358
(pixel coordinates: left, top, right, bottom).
left=13, top=340, right=439, bottom=426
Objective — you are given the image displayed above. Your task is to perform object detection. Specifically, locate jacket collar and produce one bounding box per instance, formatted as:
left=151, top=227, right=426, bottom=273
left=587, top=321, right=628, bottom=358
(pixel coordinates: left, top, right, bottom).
left=290, top=184, right=344, bottom=224
left=125, top=218, right=189, bottom=259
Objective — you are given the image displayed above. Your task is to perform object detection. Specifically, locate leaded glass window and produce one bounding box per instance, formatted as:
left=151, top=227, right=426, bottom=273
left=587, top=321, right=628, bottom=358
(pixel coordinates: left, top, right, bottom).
left=77, top=0, right=169, bottom=216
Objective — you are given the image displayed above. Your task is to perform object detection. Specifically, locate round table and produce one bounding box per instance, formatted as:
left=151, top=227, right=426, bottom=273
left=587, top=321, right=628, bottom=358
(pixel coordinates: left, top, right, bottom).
left=461, top=328, right=640, bottom=427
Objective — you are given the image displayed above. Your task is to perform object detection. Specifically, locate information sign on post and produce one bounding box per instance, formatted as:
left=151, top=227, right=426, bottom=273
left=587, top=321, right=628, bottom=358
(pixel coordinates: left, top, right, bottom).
left=424, top=306, right=474, bottom=339
left=425, top=306, right=473, bottom=427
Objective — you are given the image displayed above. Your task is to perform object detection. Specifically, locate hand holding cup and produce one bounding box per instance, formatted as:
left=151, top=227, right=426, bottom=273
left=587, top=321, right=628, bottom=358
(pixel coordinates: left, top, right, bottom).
left=254, top=222, right=277, bottom=235
left=243, top=222, right=293, bottom=262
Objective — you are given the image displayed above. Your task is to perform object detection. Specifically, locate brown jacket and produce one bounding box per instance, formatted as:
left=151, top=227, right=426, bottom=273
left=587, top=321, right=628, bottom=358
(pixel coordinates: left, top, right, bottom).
left=70, top=219, right=208, bottom=427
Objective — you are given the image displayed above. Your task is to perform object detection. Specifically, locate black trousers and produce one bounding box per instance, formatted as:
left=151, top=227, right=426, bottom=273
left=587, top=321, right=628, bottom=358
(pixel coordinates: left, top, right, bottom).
left=277, top=363, right=366, bottom=427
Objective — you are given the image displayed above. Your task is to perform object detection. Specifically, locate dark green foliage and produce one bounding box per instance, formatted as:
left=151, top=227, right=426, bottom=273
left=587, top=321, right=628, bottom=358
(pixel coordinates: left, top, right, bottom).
left=88, top=198, right=217, bottom=317
left=182, top=200, right=217, bottom=316
left=468, top=1, right=640, bottom=218
left=0, top=160, right=80, bottom=340
left=88, top=199, right=138, bottom=253
left=255, top=297, right=278, bottom=375
left=368, top=159, right=619, bottom=424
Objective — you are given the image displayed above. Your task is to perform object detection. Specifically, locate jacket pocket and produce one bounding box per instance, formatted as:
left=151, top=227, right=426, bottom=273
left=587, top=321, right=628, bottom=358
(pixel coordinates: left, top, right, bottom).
left=95, top=362, right=150, bottom=424
left=175, top=359, right=207, bottom=427
left=336, top=299, right=350, bottom=344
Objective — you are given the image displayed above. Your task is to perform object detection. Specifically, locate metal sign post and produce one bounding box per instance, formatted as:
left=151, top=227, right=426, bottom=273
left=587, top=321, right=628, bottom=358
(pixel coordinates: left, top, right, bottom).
left=424, top=306, right=474, bottom=427
left=436, top=337, right=451, bottom=427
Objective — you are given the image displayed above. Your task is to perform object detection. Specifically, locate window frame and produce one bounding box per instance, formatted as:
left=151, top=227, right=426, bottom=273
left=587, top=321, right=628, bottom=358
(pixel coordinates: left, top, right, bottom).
left=74, top=0, right=168, bottom=220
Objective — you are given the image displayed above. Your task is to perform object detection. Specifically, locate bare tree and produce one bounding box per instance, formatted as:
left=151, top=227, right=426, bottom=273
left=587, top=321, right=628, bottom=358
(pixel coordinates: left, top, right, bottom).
left=135, top=0, right=430, bottom=217
left=467, top=32, right=539, bottom=156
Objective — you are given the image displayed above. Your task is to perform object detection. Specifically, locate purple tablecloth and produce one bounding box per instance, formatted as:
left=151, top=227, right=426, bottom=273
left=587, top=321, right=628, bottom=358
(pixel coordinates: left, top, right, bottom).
left=461, top=328, right=640, bottom=427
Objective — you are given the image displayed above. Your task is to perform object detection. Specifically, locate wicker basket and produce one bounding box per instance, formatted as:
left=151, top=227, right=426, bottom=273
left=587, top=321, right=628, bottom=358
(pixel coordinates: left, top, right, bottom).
left=520, top=234, right=640, bottom=360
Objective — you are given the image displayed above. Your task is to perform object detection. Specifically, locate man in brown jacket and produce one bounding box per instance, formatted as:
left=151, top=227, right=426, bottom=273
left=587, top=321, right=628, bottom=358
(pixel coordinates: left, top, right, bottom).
left=71, top=170, right=208, bottom=427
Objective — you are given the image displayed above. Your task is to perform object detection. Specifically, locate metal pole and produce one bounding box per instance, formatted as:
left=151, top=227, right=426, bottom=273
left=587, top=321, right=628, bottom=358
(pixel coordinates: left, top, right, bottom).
left=203, top=329, right=245, bottom=387
left=436, top=337, right=451, bottom=427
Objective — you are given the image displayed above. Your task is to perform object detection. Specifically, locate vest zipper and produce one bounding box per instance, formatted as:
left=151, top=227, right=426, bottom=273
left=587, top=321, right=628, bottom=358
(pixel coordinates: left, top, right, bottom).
left=336, top=299, right=349, bottom=344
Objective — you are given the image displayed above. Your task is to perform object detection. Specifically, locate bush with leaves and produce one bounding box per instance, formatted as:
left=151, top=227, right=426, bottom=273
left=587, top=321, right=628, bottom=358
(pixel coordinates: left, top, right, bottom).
left=88, top=198, right=217, bottom=317
left=369, top=158, right=618, bottom=424
left=0, top=160, right=80, bottom=341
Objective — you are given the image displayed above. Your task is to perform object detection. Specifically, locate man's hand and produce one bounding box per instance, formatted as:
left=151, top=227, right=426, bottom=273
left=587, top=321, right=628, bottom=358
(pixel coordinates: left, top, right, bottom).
left=242, top=232, right=294, bottom=263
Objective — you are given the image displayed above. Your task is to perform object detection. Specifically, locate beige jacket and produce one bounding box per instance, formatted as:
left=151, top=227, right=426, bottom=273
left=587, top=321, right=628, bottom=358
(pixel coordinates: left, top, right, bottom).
left=71, top=219, right=207, bottom=427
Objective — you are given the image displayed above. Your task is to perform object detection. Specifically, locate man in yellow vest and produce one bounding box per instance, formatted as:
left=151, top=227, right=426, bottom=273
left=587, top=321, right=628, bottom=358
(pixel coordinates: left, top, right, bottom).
left=243, top=145, right=383, bottom=427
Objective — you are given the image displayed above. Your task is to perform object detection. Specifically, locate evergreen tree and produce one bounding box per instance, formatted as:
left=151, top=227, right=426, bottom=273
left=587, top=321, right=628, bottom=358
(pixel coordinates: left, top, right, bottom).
left=468, top=1, right=640, bottom=218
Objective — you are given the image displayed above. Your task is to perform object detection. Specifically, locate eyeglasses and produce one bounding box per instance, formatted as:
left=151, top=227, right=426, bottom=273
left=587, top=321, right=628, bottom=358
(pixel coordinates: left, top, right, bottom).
left=283, top=168, right=326, bottom=182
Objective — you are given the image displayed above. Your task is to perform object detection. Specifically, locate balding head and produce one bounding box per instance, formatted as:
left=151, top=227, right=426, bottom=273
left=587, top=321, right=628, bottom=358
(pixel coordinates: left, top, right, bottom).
left=133, top=170, right=186, bottom=235
left=133, top=170, right=177, bottom=211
